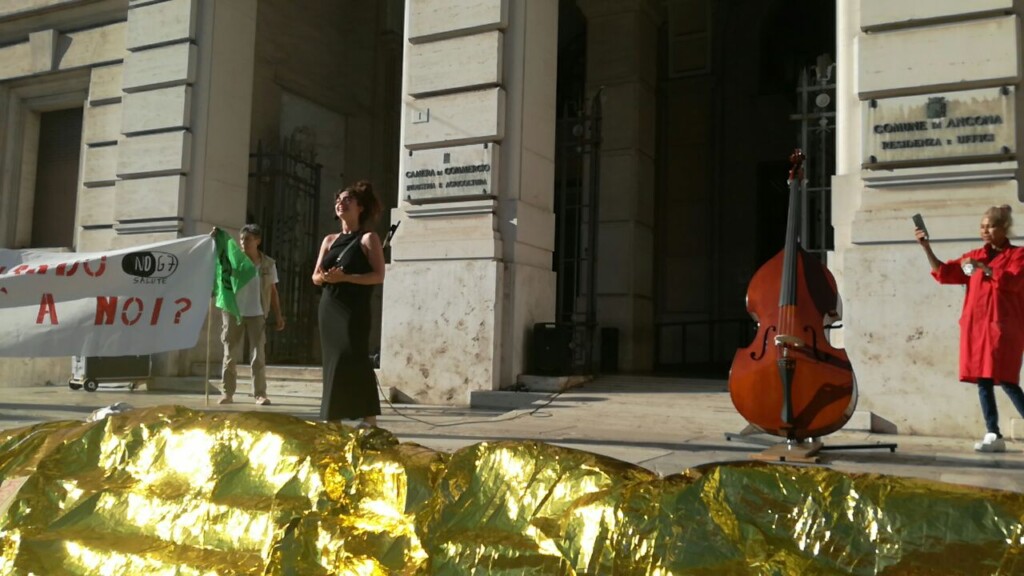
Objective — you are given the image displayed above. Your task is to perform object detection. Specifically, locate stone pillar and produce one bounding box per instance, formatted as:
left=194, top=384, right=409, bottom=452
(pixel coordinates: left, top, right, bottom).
left=114, top=0, right=199, bottom=247
left=835, top=0, right=1021, bottom=436
left=577, top=0, right=659, bottom=372
left=380, top=0, right=558, bottom=404
left=109, top=0, right=255, bottom=245
left=189, top=0, right=257, bottom=233
left=116, top=0, right=256, bottom=375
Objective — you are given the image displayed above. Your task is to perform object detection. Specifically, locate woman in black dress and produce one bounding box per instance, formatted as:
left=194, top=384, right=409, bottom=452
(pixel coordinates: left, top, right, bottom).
left=312, top=180, right=386, bottom=427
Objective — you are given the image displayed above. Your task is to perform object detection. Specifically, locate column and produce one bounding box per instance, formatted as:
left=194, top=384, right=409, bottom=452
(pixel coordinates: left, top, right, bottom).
left=578, top=0, right=659, bottom=372
left=116, top=0, right=257, bottom=377
left=837, top=0, right=1021, bottom=436
left=114, top=0, right=199, bottom=246
left=380, top=0, right=558, bottom=404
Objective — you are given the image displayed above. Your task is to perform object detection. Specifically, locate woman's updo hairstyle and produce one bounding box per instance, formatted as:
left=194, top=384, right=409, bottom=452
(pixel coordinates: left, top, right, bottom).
left=337, top=179, right=382, bottom=227
left=984, top=204, right=1013, bottom=235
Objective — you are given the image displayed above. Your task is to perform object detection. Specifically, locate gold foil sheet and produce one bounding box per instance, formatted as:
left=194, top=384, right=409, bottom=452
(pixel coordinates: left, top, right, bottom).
left=0, top=406, right=1021, bottom=574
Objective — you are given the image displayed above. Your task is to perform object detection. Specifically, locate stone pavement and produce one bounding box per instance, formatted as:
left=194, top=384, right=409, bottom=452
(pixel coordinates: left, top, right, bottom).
left=1, top=374, right=1022, bottom=494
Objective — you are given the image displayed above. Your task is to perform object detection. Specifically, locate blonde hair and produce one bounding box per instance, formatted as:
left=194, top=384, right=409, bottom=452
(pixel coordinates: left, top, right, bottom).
left=984, top=204, right=1013, bottom=235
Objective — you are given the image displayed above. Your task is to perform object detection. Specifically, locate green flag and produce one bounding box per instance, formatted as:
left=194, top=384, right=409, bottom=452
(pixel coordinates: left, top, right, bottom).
left=212, top=228, right=257, bottom=323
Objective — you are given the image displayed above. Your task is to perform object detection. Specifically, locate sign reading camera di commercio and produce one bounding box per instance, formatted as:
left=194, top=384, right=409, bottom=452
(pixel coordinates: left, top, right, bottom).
left=863, top=86, right=1014, bottom=168
left=404, top=143, right=498, bottom=203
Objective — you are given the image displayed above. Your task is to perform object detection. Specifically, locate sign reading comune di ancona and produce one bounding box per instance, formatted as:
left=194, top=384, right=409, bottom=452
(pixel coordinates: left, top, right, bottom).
left=863, top=86, right=1015, bottom=168
left=404, top=143, right=499, bottom=203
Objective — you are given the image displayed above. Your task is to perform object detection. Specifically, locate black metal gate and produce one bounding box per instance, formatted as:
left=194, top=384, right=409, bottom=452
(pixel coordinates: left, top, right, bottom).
left=248, top=137, right=321, bottom=364
left=551, top=7, right=602, bottom=374
left=791, top=54, right=836, bottom=255
left=653, top=57, right=835, bottom=376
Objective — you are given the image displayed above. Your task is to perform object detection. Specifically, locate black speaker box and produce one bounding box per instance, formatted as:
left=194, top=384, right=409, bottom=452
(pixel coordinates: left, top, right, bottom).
left=600, top=327, right=619, bottom=373
left=532, top=323, right=574, bottom=375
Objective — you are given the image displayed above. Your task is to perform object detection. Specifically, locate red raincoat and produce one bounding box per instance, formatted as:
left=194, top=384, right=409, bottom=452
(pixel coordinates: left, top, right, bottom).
left=932, top=243, right=1024, bottom=384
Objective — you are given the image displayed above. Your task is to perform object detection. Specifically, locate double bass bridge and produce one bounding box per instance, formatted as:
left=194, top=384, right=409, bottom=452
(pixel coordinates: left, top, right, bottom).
left=774, top=334, right=805, bottom=350
left=775, top=329, right=828, bottom=362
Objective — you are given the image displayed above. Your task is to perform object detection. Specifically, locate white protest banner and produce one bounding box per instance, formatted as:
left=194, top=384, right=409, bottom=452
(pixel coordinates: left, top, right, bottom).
left=0, top=236, right=214, bottom=357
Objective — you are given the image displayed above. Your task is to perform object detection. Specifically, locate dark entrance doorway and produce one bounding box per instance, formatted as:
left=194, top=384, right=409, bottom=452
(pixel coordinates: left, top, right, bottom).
left=249, top=137, right=322, bottom=365
left=32, top=107, right=83, bottom=248
left=653, top=0, right=836, bottom=376
left=546, top=0, right=602, bottom=375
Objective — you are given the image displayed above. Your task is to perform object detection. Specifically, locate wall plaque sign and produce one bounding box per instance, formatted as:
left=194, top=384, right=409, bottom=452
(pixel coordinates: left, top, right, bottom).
left=863, top=86, right=1015, bottom=168
left=403, top=143, right=498, bottom=203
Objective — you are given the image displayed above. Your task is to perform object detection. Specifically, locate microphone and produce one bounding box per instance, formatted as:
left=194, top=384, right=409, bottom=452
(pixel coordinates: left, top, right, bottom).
left=385, top=218, right=399, bottom=248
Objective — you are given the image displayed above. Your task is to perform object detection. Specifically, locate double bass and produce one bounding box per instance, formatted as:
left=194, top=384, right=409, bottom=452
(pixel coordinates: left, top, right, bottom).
left=728, top=150, right=857, bottom=441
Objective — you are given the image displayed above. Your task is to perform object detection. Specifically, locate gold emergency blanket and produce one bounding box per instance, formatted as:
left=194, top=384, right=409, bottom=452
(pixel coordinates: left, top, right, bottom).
left=0, top=406, right=1022, bottom=574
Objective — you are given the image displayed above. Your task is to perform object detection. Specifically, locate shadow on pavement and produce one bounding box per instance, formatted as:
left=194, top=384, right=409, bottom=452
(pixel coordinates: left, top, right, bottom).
left=0, top=403, right=96, bottom=416
left=577, top=381, right=728, bottom=394
left=822, top=450, right=1024, bottom=471
left=394, top=432, right=757, bottom=455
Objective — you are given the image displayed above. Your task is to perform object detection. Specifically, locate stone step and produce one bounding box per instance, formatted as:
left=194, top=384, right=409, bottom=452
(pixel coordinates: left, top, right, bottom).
left=157, top=374, right=393, bottom=402
left=185, top=363, right=391, bottom=401
left=470, top=390, right=552, bottom=410
left=191, top=363, right=323, bottom=381
left=516, top=374, right=592, bottom=392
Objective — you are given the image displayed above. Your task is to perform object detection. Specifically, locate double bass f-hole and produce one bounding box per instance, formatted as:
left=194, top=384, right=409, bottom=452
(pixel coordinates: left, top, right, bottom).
left=802, top=325, right=826, bottom=361
left=750, top=325, right=777, bottom=361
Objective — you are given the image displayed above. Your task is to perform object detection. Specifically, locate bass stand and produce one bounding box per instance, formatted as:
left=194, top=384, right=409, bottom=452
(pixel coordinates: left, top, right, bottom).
left=724, top=335, right=898, bottom=464
left=724, top=429, right=898, bottom=464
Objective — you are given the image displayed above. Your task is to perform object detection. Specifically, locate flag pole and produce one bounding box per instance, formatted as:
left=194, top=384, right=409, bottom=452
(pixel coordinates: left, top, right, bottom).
left=205, top=297, right=213, bottom=407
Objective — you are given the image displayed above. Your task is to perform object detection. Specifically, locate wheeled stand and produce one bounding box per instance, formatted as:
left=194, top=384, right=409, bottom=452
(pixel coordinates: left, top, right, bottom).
left=68, top=355, right=151, bottom=393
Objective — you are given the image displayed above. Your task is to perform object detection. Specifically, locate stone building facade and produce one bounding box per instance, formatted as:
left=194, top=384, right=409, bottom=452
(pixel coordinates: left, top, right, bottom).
left=1, top=0, right=257, bottom=383
left=0, top=0, right=401, bottom=384
left=1, top=0, right=1021, bottom=438
left=834, top=0, right=1024, bottom=436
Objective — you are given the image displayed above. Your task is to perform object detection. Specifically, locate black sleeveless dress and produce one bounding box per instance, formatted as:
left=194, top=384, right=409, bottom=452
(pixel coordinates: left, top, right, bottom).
left=318, top=231, right=381, bottom=421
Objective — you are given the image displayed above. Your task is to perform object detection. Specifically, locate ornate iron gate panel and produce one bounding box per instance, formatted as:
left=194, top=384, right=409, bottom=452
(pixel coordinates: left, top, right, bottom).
left=553, top=89, right=602, bottom=373
left=792, top=54, right=836, bottom=255
left=249, top=137, right=321, bottom=364
left=654, top=56, right=836, bottom=376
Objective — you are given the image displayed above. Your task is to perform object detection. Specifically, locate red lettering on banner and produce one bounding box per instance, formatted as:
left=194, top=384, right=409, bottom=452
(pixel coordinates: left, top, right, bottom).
left=83, top=256, right=106, bottom=277
left=36, top=293, right=58, bottom=324
left=8, top=264, right=51, bottom=275
left=95, top=297, right=118, bottom=325
left=56, top=262, right=80, bottom=276
left=173, top=298, right=192, bottom=324
left=94, top=296, right=183, bottom=326
left=150, top=297, right=164, bottom=325
left=121, top=297, right=143, bottom=326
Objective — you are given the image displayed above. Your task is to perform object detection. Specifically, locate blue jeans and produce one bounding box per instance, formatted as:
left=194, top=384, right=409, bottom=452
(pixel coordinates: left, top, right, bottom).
left=977, top=379, right=1024, bottom=437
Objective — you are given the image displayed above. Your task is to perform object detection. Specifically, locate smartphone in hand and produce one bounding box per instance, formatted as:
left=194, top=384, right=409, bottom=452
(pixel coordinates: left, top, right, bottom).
left=912, top=213, right=928, bottom=239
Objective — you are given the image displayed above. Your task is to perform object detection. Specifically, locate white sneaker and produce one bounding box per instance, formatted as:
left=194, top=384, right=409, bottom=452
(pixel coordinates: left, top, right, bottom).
left=974, top=433, right=1006, bottom=453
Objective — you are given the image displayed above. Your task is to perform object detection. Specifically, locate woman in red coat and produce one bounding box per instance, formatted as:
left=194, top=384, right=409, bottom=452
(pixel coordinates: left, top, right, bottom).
left=916, top=205, right=1024, bottom=452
